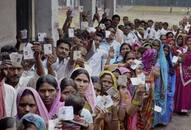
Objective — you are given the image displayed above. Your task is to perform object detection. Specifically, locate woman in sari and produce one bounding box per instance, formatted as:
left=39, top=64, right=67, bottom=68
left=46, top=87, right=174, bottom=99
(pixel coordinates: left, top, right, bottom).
left=151, top=39, right=169, bottom=127
left=160, top=45, right=176, bottom=124
left=138, top=48, right=158, bottom=130
left=36, top=74, right=64, bottom=119
left=17, top=87, right=49, bottom=121
left=70, top=68, right=96, bottom=130
left=98, top=71, right=144, bottom=130
left=174, top=36, right=191, bottom=113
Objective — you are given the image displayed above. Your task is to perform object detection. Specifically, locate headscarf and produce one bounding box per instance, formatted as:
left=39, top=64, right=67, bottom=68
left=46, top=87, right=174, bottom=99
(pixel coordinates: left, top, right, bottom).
left=21, top=113, right=46, bottom=130
left=116, top=67, right=131, bottom=75
left=70, top=68, right=96, bottom=112
left=142, top=48, right=157, bottom=73
left=17, top=87, right=49, bottom=121
left=99, top=70, right=117, bottom=88
left=0, top=81, right=6, bottom=119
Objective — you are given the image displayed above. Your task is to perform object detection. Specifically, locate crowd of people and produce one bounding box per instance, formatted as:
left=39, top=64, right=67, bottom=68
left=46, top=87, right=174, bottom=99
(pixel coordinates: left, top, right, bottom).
left=0, top=9, right=191, bottom=130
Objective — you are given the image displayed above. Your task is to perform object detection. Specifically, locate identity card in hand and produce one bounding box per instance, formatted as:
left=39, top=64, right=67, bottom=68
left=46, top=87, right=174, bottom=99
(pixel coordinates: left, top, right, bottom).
left=73, top=51, right=81, bottom=60
left=38, top=32, right=47, bottom=42
left=9, top=53, right=23, bottom=66
left=106, top=87, right=119, bottom=98
left=68, top=28, right=75, bottom=38
left=23, top=43, right=34, bottom=60
left=43, top=44, right=52, bottom=55
left=58, top=106, right=74, bottom=120
left=117, top=75, right=128, bottom=86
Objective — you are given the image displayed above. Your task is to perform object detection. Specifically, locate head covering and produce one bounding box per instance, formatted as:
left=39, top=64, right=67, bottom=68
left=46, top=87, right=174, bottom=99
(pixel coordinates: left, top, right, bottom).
left=0, top=81, right=6, bottom=119
left=43, top=76, right=64, bottom=119
left=142, top=49, right=157, bottom=73
left=99, top=70, right=117, bottom=88
left=17, top=87, right=49, bottom=121
left=21, top=113, right=46, bottom=130
left=117, top=67, right=131, bottom=75
left=70, top=68, right=96, bottom=112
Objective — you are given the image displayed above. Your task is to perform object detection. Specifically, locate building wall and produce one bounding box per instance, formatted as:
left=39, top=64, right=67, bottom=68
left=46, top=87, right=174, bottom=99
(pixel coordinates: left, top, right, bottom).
left=0, top=0, right=16, bottom=48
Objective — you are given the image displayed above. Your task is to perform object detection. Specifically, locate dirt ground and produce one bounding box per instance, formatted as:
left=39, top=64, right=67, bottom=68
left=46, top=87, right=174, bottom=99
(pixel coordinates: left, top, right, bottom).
left=58, top=5, right=189, bottom=28
left=154, top=113, right=191, bottom=130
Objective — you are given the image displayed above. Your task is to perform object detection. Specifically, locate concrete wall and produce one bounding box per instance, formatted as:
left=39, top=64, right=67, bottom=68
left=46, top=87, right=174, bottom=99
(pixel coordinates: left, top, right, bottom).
left=0, top=0, right=16, bottom=48
left=35, top=0, right=59, bottom=46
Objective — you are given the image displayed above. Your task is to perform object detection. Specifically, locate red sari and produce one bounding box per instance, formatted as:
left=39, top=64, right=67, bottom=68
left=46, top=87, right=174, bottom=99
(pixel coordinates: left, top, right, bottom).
left=174, top=50, right=191, bottom=112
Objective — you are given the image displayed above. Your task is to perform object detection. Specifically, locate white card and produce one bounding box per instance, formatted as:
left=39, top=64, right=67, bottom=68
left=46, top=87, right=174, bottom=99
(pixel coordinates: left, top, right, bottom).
left=130, top=64, right=137, bottom=70
left=154, top=105, right=162, bottom=113
left=43, top=44, right=52, bottom=55
left=9, top=53, right=23, bottom=66
left=81, top=22, right=89, bottom=30
left=73, top=51, right=81, bottom=60
left=79, top=6, right=84, bottom=12
left=23, top=43, right=34, bottom=60
left=100, top=24, right=106, bottom=30
left=137, top=73, right=146, bottom=84
left=58, top=106, right=74, bottom=120
left=68, top=28, right=74, bottom=38
left=96, top=95, right=113, bottom=110
left=105, top=31, right=111, bottom=38
left=20, top=29, right=27, bottom=39
left=117, top=75, right=128, bottom=86
left=183, top=47, right=188, bottom=53
left=130, top=77, right=145, bottom=86
left=48, top=119, right=58, bottom=130
left=38, top=33, right=47, bottom=42
left=172, top=56, right=179, bottom=64
left=106, top=87, right=118, bottom=97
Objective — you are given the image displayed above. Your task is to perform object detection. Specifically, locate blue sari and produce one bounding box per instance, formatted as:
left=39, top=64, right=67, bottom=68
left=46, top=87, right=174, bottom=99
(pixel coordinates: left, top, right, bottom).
left=160, top=46, right=176, bottom=125
left=153, top=43, right=169, bottom=127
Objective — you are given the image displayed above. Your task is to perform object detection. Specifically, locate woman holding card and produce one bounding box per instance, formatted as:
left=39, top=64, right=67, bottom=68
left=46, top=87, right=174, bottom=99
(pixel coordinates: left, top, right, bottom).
left=151, top=39, right=169, bottom=127
left=36, top=75, right=64, bottom=119
left=139, top=48, right=158, bottom=130
left=160, top=44, right=176, bottom=124
left=70, top=68, right=96, bottom=130
left=174, top=36, right=191, bottom=114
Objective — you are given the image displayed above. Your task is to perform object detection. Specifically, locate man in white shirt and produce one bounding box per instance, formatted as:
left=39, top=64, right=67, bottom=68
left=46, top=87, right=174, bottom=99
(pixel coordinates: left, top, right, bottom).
left=100, top=27, right=121, bottom=64
left=0, top=62, right=17, bottom=118
left=123, top=25, right=139, bottom=45
left=87, top=33, right=107, bottom=77
left=161, top=22, right=170, bottom=35
left=43, top=39, right=71, bottom=80
left=144, top=20, right=155, bottom=39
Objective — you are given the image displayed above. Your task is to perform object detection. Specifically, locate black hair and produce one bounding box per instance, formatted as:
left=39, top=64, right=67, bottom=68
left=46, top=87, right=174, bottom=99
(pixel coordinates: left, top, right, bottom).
left=163, top=44, right=174, bottom=75
left=36, top=75, right=58, bottom=91
left=166, top=32, right=174, bottom=38
left=148, top=20, right=154, bottom=23
left=56, top=39, right=71, bottom=48
left=91, top=76, right=100, bottom=84
left=123, top=51, right=130, bottom=63
left=120, top=43, right=132, bottom=53
left=0, top=117, right=16, bottom=130
left=60, top=78, right=78, bottom=93
left=112, top=14, right=120, bottom=21
left=65, top=94, right=85, bottom=115
left=163, top=22, right=169, bottom=26
left=70, top=69, right=90, bottom=81
left=0, top=45, right=17, bottom=53
left=96, top=32, right=104, bottom=40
